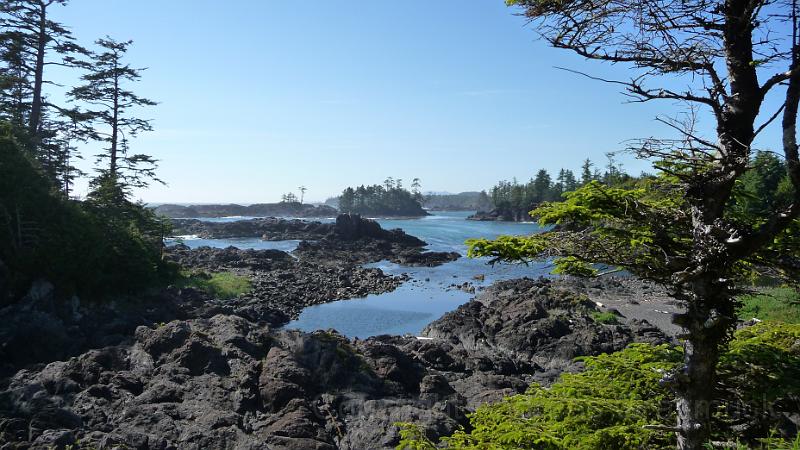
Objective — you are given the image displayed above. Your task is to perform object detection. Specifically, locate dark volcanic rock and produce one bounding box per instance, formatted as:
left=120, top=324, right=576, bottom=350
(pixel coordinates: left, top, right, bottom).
left=291, top=214, right=460, bottom=267
left=169, top=214, right=461, bottom=268
left=0, top=317, right=465, bottom=450
left=333, top=214, right=424, bottom=245
left=165, top=243, right=294, bottom=271
left=0, top=276, right=673, bottom=449
left=164, top=244, right=408, bottom=325
left=171, top=217, right=332, bottom=240
left=0, top=278, right=670, bottom=449
left=0, top=280, right=201, bottom=379
left=419, top=277, right=669, bottom=392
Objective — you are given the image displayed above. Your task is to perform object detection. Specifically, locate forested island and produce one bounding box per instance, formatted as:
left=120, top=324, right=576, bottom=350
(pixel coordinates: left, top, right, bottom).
left=1, top=1, right=799, bottom=450
left=337, top=178, right=429, bottom=217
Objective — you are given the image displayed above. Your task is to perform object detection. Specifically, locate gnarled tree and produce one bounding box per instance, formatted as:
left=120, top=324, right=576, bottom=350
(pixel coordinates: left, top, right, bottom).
left=69, top=37, right=158, bottom=196
left=469, top=1, right=800, bottom=449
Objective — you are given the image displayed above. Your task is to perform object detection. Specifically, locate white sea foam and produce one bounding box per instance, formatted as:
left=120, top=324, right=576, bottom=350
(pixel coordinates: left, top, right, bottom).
left=171, top=234, right=200, bottom=240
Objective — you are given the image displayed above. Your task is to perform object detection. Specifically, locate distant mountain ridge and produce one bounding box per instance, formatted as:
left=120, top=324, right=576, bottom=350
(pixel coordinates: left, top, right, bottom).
left=151, top=202, right=337, bottom=218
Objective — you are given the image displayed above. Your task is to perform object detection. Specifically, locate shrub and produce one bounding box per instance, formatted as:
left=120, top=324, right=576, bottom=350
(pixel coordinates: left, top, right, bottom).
left=590, top=311, right=620, bottom=325
left=397, top=322, right=800, bottom=450
left=0, top=132, right=176, bottom=303
left=175, top=271, right=251, bottom=299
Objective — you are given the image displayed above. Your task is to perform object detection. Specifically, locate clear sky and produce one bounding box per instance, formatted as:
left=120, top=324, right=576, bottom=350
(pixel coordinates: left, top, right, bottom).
left=47, top=1, right=787, bottom=204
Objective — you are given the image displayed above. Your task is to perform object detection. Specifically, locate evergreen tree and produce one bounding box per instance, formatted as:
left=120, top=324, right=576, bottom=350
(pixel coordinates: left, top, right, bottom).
left=0, top=0, right=88, bottom=143
left=337, top=180, right=426, bottom=216
left=411, top=177, right=423, bottom=203
left=532, top=169, right=552, bottom=203
left=0, top=30, right=31, bottom=131
left=68, top=37, right=158, bottom=195
left=562, top=169, right=578, bottom=192
left=602, top=152, right=623, bottom=186
left=478, top=1, right=800, bottom=447
left=339, top=187, right=355, bottom=212
left=580, top=158, right=593, bottom=185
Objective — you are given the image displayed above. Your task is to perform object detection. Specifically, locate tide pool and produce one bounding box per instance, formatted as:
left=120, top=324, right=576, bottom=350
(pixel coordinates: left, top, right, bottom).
left=177, top=211, right=550, bottom=337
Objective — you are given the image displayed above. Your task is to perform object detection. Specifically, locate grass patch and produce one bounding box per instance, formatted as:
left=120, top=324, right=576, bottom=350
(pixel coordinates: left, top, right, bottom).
left=737, top=287, right=800, bottom=324
left=175, top=271, right=252, bottom=299
left=590, top=311, right=619, bottom=324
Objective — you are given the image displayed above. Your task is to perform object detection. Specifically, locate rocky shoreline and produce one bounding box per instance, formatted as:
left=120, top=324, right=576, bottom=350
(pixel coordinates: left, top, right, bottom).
left=0, top=277, right=671, bottom=449
left=153, top=203, right=338, bottom=219
left=467, top=207, right=535, bottom=222
left=0, top=215, right=682, bottom=449
left=172, top=214, right=461, bottom=267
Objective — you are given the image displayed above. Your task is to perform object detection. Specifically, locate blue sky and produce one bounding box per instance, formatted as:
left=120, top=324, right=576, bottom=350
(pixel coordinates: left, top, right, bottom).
left=47, top=1, right=787, bottom=203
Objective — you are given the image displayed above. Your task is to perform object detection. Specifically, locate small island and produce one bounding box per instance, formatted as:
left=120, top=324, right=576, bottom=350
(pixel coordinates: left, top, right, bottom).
left=337, top=178, right=429, bottom=217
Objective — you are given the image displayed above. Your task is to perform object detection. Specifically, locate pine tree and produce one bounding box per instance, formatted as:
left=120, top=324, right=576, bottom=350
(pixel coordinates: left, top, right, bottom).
left=481, top=1, right=800, bottom=447
left=580, top=158, right=593, bottom=185
left=68, top=37, right=158, bottom=196
left=531, top=169, right=552, bottom=203
left=0, top=0, right=88, bottom=144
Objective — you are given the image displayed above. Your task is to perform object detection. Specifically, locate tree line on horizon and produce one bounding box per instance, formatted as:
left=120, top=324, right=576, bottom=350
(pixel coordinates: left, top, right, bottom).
left=487, top=154, right=634, bottom=216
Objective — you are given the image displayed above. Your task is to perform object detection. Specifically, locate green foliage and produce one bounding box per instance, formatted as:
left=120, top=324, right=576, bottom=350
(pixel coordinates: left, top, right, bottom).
left=469, top=168, right=800, bottom=284
left=175, top=271, right=251, bottom=299
left=397, top=322, right=800, bottom=450
left=400, top=344, right=681, bottom=450
left=485, top=156, right=634, bottom=218
left=468, top=178, right=688, bottom=281
left=717, top=322, right=800, bottom=412
left=68, top=37, right=159, bottom=190
left=737, top=288, right=800, bottom=324
left=590, top=311, right=620, bottom=324
left=553, top=256, right=599, bottom=277
left=0, top=132, right=176, bottom=303
left=396, top=423, right=438, bottom=450
left=422, top=191, right=493, bottom=211
left=729, top=152, right=793, bottom=223
left=338, top=179, right=427, bottom=216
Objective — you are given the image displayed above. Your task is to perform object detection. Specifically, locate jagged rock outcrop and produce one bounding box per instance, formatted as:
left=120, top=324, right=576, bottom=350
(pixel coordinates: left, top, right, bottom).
left=170, top=215, right=461, bottom=268
left=0, top=278, right=670, bottom=449
left=171, top=217, right=332, bottom=240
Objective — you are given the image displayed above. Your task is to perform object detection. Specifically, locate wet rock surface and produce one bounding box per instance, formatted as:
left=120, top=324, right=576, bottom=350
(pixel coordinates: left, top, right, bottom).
left=0, top=277, right=670, bottom=449
left=172, top=214, right=461, bottom=268
left=163, top=244, right=408, bottom=325
left=172, top=217, right=333, bottom=240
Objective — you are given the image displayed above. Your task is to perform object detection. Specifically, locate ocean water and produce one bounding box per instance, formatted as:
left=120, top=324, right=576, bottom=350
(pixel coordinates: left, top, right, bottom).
left=174, top=211, right=551, bottom=337
left=167, top=236, right=303, bottom=253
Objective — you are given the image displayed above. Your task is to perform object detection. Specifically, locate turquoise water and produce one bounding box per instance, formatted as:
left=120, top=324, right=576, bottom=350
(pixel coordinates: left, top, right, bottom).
left=175, top=211, right=550, bottom=337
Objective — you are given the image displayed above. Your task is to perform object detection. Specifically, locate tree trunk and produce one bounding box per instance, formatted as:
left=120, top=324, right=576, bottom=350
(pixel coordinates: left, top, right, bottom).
left=110, top=71, right=119, bottom=177
left=675, top=319, right=721, bottom=449
left=672, top=271, right=735, bottom=450
left=28, top=1, right=47, bottom=141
